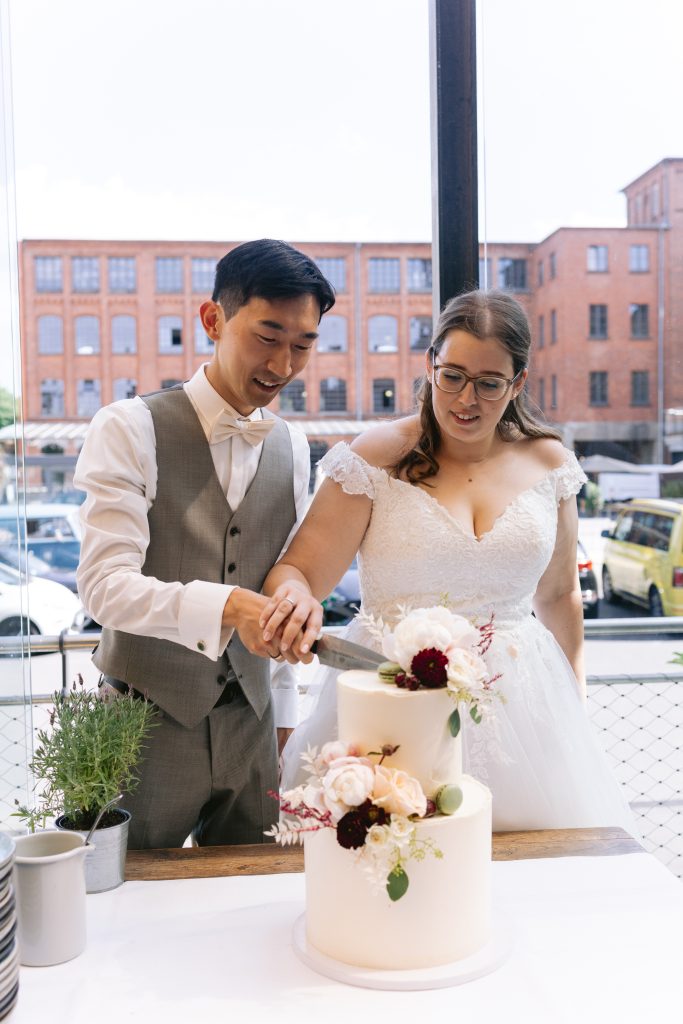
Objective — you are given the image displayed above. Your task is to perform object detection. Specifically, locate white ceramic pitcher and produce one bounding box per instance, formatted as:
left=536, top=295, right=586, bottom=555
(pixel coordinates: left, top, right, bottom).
left=14, top=830, right=89, bottom=966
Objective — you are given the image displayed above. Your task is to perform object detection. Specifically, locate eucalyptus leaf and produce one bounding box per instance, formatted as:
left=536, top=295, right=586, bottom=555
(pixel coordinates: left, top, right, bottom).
left=387, top=866, right=409, bottom=902
left=448, top=707, right=461, bottom=738
left=470, top=706, right=482, bottom=725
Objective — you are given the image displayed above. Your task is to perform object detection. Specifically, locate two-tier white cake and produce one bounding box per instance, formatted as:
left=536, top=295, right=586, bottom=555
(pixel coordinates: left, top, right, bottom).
left=302, top=670, right=492, bottom=971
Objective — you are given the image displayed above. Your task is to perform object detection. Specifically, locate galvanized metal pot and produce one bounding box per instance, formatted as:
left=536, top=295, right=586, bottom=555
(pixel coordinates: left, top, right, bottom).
left=55, top=809, right=131, bottom=893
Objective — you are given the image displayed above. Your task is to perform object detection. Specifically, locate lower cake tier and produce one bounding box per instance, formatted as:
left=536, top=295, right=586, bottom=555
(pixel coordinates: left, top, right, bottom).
left=304, top=775, right=492, bottom=970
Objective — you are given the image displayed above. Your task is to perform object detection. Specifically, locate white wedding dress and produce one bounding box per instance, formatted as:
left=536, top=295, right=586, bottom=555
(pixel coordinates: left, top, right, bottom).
left=282, top=441, right=634, bottom=832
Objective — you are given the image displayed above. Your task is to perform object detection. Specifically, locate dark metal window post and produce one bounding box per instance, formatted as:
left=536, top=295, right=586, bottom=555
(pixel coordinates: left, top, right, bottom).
left=429, top=0, right=479, bottom=320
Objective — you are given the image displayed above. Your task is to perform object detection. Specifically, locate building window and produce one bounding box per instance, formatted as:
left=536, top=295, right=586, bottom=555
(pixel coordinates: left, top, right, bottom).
left=37, top=315, right=63, bottom=355
left=191, top=258, right=215, bottom=293
left=589, top=305, right=608, bottom=340
left=629, top=245, right=650, bottom=273
left=538, top=378, right=545, bottom=411
left=589, top=371, right=608, bottom=406
left=41, top=379, right=64, bottom=417
left=631, top=371, right=650, bottom=406
left=549, top=252, right=556, bottom=279
left=630, top=303, right=650, bottom=339
left=108, top=257, right=136, bottom=293
left=537, top=261, right=544, bottom=287
left=113, top=378, right=137, bottom=402
left=368, top=258, right=400, bottom=293
left=478, top=257, right=492, bottom=287
left=587, top=245, right=608, bottom=272
left=158, top=316, right=183, bottom=352
left=537, top=314, right=545, bottom=349
left=35, top=256, right=63, bottom=293
left=551, top=374, right=557, bottom=410
left=316, top=258, right=347, bottom=293
left=373, top=378, right=396, bottom=414
left=320, top=377, right=347, bottom=413
left=317, top=315, right=348, bottom=353
left=77, top=379, right=101, bottom=417
left=75, top=315, right=100, bottom=354
left=368, top=315, right=398, bottom=352
left=161, top=379, right=182, bottom=390
left=407, top=258, right=432, bottom=292
left=409, top=316, right=432, bottom=351
left=194, top=316, right=214, bottom=355
left=497, top=258, right=527, bottom=291
left=71, top=257, right=100, bottom=293
left=155, top=257, right=183, bottom=293
left=111, top=315, right=137, bottom=354
left=550, top=309, right=557, bottom=344
left=279, top=380, right=307, bottom=414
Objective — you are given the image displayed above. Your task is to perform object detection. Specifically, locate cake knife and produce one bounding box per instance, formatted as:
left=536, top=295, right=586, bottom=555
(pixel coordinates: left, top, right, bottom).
left=310, top=634, right=385, bottom=671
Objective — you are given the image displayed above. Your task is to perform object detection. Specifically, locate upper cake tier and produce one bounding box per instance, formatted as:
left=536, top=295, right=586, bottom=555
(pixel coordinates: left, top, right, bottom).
left=337, top=670, right=462, bottom=794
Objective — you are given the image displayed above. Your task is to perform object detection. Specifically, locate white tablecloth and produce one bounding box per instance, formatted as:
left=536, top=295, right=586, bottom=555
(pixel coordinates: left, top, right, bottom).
left=12, top=853, right=683, bottom=1024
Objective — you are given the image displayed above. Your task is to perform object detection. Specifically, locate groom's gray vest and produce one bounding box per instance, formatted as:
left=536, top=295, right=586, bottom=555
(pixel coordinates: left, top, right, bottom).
left=93, top=386, right=297, bottom=729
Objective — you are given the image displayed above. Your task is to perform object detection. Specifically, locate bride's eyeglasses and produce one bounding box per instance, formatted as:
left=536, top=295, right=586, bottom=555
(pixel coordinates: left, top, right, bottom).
left=432, top=364, right=525, bottom=401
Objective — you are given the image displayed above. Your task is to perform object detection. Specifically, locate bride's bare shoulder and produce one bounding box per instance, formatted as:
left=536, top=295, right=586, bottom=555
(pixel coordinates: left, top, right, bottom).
left=350, top=416, right=420, bottom=471
left=519, top=436, right=572, bottom=472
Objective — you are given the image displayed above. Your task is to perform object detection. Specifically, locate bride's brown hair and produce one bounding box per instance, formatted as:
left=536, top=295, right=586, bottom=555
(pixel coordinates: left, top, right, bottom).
left=393, top=289, right=561, bottom=485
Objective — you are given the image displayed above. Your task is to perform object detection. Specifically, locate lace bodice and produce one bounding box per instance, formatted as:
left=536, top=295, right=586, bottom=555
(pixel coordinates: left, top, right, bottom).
left=320, top=441, right=586, bottom=630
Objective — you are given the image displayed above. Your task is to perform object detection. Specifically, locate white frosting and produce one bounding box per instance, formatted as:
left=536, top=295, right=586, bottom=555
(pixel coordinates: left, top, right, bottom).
left=337, top=670, right=462, bottom=796
left=304, top=777, right=492, bottom=969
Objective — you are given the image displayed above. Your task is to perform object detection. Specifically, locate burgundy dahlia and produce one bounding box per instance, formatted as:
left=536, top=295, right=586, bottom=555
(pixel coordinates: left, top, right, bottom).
left=410, top=647, right=449, bottom=688
left=336, top=800, right=389, bottom=849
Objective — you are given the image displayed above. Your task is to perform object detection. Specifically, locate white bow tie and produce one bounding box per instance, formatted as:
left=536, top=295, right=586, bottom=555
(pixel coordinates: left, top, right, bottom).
left=209, top=412, right=275, bottom=448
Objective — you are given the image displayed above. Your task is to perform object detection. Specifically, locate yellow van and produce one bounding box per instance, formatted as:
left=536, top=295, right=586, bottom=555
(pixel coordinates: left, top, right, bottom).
left=601, top=498, right=683, bottom=616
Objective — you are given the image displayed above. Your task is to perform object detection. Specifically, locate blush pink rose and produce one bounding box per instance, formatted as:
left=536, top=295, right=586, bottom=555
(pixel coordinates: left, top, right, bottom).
left=372, top=765, right=427, bottom=818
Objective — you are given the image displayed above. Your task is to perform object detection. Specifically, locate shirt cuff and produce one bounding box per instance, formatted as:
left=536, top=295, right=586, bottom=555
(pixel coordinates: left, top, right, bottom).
left=178, top=580, right=236, bottom=660
left=271, top=685, right=299, bottom=729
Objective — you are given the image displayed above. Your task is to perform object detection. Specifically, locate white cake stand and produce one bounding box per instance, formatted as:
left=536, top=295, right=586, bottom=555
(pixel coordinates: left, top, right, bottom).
left=292, top=914, right=512, bottom=991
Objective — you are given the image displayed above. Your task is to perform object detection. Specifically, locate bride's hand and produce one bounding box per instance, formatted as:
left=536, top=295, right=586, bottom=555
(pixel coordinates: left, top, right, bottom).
left=260, top=583, right=323, bottom=661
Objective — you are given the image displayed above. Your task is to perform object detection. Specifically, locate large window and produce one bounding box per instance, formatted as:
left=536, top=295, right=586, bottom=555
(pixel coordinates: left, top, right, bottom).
left=409, top=316, right=431, bottom=351
left=551, top=374, right=557, bottom=409
left=537, top=314, right=545, bottom=349
left=41, top=379, right=64, bottom=417
left=72, top=257, right=100, bottom=292
left=316, top=258, right=347, bottom=293
left=631, top=371, right=650, bottom=406
left=373, top=378, right=396, bottom=414
left=279, top=380, right=307, bottom=413
left=589, top=371, right=608, bottom=406
left=317, top=315, right=347, bottom=352
left=75, top=315, right=100, bottom=354
left=629, top=245, right=650, bottom=273
left=549, top=252, right=557, bottom=279
left=37, top=315, right=63, bottom=355
left=111, top=315, right=137, bottom=354
left=589, top=304, right=608, bottom=339
left=34, top=256, right=63, bottom=293
left=108, top=257, right=137, bottom=293
left=156, top=257, right=183, bottom=293
left=113, top=378, right=137, bottom=402
left=368, top=314, right=398, bottom=352
left=630, top=303, right=650, bottom=339
left=191, top=258, right=215, bottom=293
left=497, top=257, right=527, bottom=291
left=158, top=315, right=183, bottom=352
left=587, top=245, right=608, bottom=272
left=368, top=257, right=400, bottom=293
left=194, top=316, right=214, bottom=355
left=77, top=379, right=101, bottom=417
left=320, top=377, right=347, bottom=413
left=407, top=258, right=432, bottom=292
left=550, top=309, right=557, bottom=344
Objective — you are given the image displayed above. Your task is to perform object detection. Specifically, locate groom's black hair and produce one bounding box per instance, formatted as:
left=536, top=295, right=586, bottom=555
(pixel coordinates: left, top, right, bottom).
left=212, top=239, right=336, bottom=323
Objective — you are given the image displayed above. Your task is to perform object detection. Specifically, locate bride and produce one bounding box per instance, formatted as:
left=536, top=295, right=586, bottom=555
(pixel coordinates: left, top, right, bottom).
left=261, top=289, right=633, bottom=832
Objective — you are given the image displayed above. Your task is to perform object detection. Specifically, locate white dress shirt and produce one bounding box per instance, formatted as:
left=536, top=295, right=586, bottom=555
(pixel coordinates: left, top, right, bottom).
left=74, top=365, right=311, bottom=727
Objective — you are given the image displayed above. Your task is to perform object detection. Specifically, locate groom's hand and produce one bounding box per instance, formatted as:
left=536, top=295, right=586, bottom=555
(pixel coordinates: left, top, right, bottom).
left=223, top=588, right=285, bottom=657
left=260, top=584, right=323, bottom=661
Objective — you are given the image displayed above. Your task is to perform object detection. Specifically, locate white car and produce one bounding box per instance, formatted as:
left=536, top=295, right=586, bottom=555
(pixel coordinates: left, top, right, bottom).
left=0, top=562, right=80, bottom=637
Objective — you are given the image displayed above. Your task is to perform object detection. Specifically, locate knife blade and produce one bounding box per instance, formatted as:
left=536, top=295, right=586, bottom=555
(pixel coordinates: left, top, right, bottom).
left=311, top=634, right=385, bottom=671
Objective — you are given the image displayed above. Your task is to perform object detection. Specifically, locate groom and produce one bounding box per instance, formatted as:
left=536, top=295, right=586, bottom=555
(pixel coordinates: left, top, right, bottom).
left=74, top=239, right=335, bottom=849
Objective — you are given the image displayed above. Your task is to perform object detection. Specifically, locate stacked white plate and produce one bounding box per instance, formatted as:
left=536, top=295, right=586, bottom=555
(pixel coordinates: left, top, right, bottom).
left=0, top=836, right=18, bottom=1019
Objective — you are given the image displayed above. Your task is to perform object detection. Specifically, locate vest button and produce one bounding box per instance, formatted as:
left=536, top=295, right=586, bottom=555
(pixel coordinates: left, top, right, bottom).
left=230, top=526, right=240, bottom=537
left=217, top=674, right=227, bottom=685
left=228, top=562, right=236, bottom=573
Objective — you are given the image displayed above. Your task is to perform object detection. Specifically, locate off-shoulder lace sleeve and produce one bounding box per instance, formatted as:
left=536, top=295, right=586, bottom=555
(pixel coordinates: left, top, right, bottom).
left=318, top=442, right=380, bottom=499
left=553, top=449, right=587, bottom=502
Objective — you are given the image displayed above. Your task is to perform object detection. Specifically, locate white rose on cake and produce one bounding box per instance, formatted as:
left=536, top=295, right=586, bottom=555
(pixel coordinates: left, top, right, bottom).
left=372, top=765, right=427, bottom=818
left=446, top=647, right=489, bottom=693
left=322, top=758, right=375, bottom=821
left=382, top=606, right=480, bottom=670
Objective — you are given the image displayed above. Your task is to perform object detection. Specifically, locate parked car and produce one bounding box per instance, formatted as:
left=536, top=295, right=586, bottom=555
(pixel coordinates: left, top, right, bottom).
left=0, top=539, right=80, bottom=593
left=0, top=503, right=82, bottom=543
left=601, top=498, right=683, bottom=616
left=577, top=539, right=599, bottom=618
left=322, top=558, right=360, bottom=627
left=0, top=561, right=81, bottom=639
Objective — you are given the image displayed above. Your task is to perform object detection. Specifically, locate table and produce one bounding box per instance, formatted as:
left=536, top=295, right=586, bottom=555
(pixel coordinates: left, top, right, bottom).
left=12, top=829, right=683, bottom=1024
